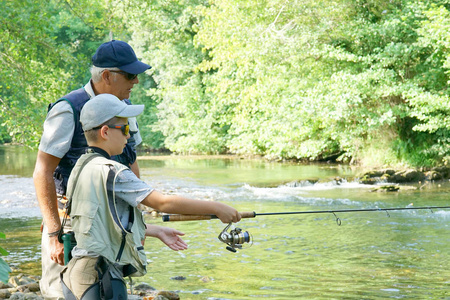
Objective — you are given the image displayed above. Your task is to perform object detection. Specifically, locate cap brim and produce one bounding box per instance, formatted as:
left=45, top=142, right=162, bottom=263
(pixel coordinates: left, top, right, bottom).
left=119, top=60, right=151, bottom=75
left=116, top=104, right=145, bottom=118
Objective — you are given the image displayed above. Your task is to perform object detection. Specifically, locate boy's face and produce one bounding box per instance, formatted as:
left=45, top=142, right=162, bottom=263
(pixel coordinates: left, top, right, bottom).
left=107, top=117, right=130, bottom=156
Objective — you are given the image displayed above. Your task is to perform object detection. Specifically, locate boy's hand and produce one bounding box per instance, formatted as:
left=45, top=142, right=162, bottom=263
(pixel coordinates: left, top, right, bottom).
left=215, top=204, right=242, bottom=223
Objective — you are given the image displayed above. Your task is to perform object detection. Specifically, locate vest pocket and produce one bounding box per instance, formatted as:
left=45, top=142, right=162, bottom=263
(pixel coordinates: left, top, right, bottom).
left=72, top=204, right=98, bottom=234
left=71, top=215, right=95, bottom=234
left=71, top=197, right=99, bottom=234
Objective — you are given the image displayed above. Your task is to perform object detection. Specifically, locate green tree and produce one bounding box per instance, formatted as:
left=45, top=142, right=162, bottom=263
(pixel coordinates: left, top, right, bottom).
left=114, top=0, right=217, bottom=153
left=405, top=4, right=450, bottom=164
left=0, top=0, right=120, bottom=147
left=0, top=0, right=72, bottom=145
left=3, top=0, right=450, bottom=167
left=123, top=0, right=450, bottom=166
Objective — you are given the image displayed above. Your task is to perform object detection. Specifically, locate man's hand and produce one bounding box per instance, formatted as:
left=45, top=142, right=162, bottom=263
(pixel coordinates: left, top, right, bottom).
left=49, top=236, right=65, bottom=266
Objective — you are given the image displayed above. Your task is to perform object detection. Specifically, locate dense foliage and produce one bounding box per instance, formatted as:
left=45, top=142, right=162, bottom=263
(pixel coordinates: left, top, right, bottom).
left=1, top=0, right=450, bottom=167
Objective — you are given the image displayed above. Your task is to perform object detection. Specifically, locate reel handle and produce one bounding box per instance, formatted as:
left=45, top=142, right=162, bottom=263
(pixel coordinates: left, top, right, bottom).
left=162, top=211, right=256, bottom=222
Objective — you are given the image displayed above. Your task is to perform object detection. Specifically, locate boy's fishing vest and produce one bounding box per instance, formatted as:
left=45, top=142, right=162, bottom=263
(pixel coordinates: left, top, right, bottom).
left=67, top=152, right=147, bottom=276
left=48, top=88, right=137, bottom=196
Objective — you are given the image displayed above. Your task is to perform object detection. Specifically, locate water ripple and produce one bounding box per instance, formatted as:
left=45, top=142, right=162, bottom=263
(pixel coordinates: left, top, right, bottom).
left=0, top=175, right=41, bottom=218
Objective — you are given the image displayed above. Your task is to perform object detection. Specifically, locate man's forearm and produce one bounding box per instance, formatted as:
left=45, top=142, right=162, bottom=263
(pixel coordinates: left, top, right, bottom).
left=33, top=151, right=63, bottom=233
left=34, top=175, right=61, bottom=233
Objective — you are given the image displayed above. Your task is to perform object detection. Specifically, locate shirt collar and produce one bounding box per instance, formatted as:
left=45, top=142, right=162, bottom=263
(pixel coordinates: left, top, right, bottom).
left=84, top=80, right=96, bottom=99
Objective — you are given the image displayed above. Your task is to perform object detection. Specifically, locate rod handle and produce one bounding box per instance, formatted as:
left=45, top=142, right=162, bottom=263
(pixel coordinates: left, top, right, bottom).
left=162, top=214, right=215, bottom=222
left=162, top=211, right=256, bottom=222
left=240, top=211, right=256, bottom=218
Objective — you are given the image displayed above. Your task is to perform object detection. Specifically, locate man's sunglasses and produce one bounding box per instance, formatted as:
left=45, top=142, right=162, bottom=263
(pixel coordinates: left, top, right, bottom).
left=93, top=124, right=130, bottom=136
left=109, top=70, right=138, bottom=81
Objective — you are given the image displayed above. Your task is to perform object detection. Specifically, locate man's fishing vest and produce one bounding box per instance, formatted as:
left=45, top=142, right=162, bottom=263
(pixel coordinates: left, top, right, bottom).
left=67, top=152, right=147, bottom=276
left=48, top=88, right=137, bottom=196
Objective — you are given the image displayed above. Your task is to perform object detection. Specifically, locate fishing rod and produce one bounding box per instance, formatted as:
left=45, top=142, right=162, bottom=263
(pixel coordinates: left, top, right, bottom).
left=161, top=205, right=450, bottom=252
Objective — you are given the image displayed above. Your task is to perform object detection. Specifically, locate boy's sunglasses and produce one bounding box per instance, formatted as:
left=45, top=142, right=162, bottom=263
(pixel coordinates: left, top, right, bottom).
left=109, top=70, right=138, bottom=81
left=93, top=124, right=130, bottom=136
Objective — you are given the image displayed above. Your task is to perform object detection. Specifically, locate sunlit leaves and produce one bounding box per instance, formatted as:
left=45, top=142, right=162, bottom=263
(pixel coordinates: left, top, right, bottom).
left=115, top=0, right=450, bottom=165
left=2, top=0, right=450, bottom=166
left=0, top=0, right=108, bottom=146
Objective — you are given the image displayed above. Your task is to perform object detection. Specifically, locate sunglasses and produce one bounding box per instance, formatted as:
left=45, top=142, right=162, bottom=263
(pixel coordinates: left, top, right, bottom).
left=93, top=124, right=130, bottom=136
left=109, top=70, right=138, bottom=81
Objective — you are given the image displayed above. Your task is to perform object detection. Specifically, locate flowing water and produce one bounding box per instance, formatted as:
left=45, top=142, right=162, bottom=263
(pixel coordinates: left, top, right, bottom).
left=0, top=145, right=449, bottom=299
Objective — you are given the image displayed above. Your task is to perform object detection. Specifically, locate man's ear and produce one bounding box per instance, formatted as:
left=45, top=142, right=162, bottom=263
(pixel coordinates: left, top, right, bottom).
left=101, top=70, right=113, bottom=85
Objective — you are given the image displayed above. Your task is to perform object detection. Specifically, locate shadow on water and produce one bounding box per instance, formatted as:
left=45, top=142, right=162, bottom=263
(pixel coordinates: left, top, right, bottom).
left=1, top=217, right=42, bottom=276
left=0, top=145, right=36, bottom=177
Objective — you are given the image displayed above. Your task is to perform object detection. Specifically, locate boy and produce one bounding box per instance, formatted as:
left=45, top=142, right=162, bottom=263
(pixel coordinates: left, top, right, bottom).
left=61, top=93, right=241, bottom=299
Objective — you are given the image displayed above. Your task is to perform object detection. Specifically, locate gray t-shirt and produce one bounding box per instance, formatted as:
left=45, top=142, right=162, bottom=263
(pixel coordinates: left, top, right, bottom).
left=115, top=168, right=154, bottom=225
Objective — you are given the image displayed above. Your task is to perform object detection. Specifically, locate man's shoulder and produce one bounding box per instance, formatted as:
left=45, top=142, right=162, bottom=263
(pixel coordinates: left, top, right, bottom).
left=48, top=99, right=73, bottom=113
left=63, top=87, right=89, bottom=99
left=49, top=87, right=89, bottom=112
left=58, top=88, right=90, bottom=107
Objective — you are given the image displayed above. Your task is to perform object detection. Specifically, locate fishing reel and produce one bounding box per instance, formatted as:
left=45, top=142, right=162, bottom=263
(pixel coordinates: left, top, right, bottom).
left=218, top=223, right=251, bottom=253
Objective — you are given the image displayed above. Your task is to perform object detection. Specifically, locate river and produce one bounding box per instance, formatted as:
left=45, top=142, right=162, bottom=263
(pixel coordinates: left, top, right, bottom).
left=0, top=145, right=449, bottom=299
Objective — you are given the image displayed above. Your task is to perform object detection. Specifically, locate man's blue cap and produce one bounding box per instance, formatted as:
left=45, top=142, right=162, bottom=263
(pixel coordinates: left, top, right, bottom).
left=92, top=40, right=151, bottom=75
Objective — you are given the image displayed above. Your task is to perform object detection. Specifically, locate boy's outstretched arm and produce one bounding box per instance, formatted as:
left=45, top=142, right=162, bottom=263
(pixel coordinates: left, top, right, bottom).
left=141, top=191, right=241, bottom=224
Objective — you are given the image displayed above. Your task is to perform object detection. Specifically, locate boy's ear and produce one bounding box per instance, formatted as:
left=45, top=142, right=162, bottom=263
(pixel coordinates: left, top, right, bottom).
left=99, top=125, right=110, bottom=140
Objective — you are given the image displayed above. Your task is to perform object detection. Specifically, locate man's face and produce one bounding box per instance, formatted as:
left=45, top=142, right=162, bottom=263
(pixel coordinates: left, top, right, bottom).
left=108, top=71, right=139, bottom=100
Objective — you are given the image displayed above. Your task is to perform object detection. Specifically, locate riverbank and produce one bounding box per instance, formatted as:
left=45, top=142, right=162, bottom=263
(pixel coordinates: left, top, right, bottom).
left=258, top=166, right=450, bottom=192
left=2, top=274, right=181, bottom=300
left=358, top=166, right=450, bottom=185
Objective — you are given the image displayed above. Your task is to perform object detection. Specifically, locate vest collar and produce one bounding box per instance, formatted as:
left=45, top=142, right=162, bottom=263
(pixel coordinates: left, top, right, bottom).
left=87, top=147, right=111, bottom=159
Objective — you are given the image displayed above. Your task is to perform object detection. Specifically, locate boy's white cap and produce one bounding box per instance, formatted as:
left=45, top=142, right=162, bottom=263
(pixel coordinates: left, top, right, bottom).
left=81, top=94, right=144, bottom=131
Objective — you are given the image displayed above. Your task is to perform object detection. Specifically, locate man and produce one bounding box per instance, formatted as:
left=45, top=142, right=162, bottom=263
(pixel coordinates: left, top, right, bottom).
left=33, top=40, right=150, bottom=299
left=61, top=94, right=240, bottom=299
